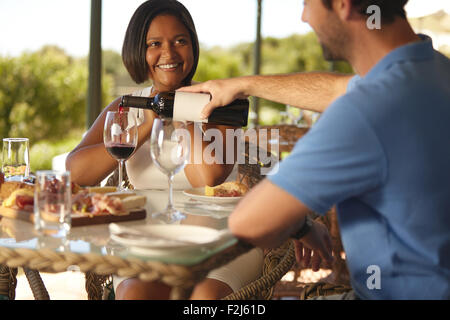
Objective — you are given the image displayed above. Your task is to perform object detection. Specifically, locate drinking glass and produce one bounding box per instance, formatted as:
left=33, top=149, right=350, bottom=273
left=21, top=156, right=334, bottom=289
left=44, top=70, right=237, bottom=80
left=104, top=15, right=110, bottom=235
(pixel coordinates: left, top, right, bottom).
left=304, top=110, right=321, bottom=126
left=104, top=111, right=138, bottom=192
left=2, top=138, right=30, bottom=182
left=34, top=170, right=71, bottom=237
left=150, top=118, right=190, bottom=223
left=286, top=105, right=303, bottom=126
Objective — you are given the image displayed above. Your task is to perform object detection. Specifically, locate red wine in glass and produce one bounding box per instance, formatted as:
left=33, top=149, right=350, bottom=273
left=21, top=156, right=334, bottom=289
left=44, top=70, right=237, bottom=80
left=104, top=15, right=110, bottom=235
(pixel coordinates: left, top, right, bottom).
left=104, top=111, right=137, bottom=192
left=106, top=143, right=135, bottom=160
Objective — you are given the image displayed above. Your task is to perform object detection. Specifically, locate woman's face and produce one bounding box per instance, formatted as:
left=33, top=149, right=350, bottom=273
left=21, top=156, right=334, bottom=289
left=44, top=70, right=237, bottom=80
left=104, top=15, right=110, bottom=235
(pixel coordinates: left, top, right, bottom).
left=145, top=14, right=194, bottom=92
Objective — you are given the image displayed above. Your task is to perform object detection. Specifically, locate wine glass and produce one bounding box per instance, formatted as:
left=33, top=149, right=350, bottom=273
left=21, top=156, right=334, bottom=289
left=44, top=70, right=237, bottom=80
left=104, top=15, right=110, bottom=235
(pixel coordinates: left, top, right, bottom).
left=286, top=105, right=307, bottom=127
left=104, top=111, right=138, bottom=192
left=150, top=118, right=190, bottom=223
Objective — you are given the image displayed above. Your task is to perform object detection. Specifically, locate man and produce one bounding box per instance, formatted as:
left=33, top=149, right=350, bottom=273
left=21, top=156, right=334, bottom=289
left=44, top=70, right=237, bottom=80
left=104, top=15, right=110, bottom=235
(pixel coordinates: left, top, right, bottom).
left=180, top=0, right=450, bottom=299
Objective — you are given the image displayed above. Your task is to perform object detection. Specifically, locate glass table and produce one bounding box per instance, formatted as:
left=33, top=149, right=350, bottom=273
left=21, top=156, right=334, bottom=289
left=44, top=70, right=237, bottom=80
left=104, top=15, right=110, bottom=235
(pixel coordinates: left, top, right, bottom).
left=0, top=189, right=253, bottom=299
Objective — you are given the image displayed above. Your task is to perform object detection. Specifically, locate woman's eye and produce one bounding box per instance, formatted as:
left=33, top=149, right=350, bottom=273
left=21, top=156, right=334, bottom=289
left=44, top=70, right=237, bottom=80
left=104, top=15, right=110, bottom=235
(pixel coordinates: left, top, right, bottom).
left=147, top=41, right=160, bottom=48
left=175, top=38, right=187, bottom=45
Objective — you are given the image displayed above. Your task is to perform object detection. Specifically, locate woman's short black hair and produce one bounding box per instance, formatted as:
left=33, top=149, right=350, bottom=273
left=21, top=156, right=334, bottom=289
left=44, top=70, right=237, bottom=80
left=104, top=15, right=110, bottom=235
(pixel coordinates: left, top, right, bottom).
left=321, top=0, right=408, bottom=23
left=122, top=0, right=199, bottom=85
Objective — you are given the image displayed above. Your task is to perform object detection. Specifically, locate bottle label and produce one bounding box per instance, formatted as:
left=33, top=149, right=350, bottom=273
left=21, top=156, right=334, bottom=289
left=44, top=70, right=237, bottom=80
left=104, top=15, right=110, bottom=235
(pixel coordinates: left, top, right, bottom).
left=173, top=91, right=210, bottom=123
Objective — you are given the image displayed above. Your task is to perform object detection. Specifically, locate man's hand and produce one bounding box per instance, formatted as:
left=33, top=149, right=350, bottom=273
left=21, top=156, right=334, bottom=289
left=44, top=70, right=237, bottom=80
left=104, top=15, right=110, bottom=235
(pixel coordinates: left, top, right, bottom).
left=293, top=220, right=334, bottom=271
left=178, top=78, right=248, bottom=119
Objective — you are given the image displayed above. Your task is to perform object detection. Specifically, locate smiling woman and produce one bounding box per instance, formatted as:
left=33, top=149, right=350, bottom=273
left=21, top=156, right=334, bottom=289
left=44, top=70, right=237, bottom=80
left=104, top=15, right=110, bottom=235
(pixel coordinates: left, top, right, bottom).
left=121, top=1, right=199, bottom=86
left=64, top=0, right=264, bottom=301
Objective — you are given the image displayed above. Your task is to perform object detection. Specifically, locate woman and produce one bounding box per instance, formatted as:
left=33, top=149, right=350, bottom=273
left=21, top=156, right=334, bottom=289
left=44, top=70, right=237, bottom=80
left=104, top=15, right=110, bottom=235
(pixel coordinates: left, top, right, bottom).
left=66, top=0, right=263, bottom=300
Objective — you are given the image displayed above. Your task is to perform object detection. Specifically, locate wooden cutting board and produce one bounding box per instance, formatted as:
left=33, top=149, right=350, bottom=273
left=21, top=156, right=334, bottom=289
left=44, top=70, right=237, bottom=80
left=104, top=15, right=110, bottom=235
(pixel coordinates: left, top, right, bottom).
left=0, top=206, right=146, bottom=227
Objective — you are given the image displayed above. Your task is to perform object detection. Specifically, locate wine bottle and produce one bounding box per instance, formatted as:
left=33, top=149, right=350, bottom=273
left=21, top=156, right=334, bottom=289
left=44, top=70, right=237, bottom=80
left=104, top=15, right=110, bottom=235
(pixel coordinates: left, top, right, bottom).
left=120, top=91, right=249, bottom=127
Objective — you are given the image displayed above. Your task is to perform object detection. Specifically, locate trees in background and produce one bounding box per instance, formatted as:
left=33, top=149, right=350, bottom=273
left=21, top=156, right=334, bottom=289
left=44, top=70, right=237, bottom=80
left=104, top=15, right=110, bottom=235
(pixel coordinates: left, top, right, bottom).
left=0, top=32, right=352, bottom=169
left=0, top=46, right=113, bottom=144
left=0, top=46, right=113, bottom=170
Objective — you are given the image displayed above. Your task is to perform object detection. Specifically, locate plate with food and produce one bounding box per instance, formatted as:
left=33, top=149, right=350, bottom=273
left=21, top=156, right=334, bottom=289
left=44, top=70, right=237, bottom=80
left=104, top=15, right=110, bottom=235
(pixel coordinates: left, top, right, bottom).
left=0, top=180, right=147, bottom=226
left=183, top=181, right=248, bottom=204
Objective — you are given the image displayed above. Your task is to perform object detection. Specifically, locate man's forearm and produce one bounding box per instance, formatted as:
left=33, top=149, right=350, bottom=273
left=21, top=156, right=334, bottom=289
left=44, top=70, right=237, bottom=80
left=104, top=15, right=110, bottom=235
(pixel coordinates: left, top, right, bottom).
left=228, top=179, right=311, bottom=249
left=240, top=72, right=353, bottom=113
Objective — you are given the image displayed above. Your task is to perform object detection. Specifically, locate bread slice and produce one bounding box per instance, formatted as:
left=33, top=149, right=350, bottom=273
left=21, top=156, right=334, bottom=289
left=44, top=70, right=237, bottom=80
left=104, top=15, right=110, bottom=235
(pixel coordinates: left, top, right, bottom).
left=86, top=186, right=117, bottom=194
left=205, top=181, right=248, bottom=197
left=105, top=191, right=137, bottom=199
left=121, top=195, right=147, bottom=211
left=0, top=182, right=34, bottom=200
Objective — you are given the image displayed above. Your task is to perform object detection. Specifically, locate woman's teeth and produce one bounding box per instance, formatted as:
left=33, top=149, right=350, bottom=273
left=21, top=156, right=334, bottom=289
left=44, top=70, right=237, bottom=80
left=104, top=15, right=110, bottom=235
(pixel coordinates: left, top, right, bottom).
left=158, top=63, right=179, bottom=69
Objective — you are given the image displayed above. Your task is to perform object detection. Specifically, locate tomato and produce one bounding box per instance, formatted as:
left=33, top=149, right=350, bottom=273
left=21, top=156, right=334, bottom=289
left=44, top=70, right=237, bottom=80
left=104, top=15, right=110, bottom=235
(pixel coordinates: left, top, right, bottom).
left=15, top=195, right=34, bottom=209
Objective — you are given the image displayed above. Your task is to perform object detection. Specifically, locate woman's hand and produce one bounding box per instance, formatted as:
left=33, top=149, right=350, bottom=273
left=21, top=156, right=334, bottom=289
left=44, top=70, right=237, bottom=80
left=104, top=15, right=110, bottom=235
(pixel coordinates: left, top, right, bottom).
left=293, top=220, right=334, bottom=271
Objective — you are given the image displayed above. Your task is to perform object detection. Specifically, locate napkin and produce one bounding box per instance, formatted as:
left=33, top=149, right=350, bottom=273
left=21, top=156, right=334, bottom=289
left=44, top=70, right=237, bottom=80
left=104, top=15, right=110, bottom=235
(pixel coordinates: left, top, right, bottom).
left=174, top=200, right=235, bottom=218
left=109, top=223, right=234, bottom=248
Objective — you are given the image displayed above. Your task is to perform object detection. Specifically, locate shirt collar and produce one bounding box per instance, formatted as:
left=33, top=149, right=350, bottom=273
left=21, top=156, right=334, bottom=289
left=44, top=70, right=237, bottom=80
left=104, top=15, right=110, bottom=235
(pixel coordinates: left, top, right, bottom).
left=365, top=34, right=434, bottom=80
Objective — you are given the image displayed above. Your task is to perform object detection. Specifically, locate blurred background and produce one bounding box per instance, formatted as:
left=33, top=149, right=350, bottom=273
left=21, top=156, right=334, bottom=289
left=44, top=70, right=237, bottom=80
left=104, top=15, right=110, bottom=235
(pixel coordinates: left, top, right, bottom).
left=1, top=0, right=449, bottom=172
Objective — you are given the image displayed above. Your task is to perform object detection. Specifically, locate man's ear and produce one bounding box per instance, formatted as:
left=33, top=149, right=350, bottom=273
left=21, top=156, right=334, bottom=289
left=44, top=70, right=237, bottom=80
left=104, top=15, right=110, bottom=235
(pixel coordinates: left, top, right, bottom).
left=332, top=0, right=353, bottom=21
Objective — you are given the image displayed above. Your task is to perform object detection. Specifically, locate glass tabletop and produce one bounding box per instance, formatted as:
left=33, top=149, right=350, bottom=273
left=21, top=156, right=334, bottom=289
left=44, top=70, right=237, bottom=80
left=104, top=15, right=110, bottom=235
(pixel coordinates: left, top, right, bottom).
left=0, top=189, right=237, bottom=266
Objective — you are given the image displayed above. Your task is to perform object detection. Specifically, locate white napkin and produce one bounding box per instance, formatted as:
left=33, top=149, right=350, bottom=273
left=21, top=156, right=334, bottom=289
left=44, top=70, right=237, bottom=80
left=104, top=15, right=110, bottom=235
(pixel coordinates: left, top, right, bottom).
left=174, top=200, right=235, bottom=218
left=109, top=223, right=234, bottom=248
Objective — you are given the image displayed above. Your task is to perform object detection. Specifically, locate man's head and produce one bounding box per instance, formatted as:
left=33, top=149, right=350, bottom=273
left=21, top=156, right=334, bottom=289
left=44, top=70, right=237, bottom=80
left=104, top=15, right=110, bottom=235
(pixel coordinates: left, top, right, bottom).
left=302, top=0, right=409, bottom=61
left=321, top=0, right=408, bottom=23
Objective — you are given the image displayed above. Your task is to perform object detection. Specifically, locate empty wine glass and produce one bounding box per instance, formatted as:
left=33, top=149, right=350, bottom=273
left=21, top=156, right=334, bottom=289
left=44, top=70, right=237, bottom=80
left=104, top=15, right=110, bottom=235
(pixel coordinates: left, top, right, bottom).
left=150, top=118, right=190, bottom=223
left=286, top=105, right=308, bottom=127
left=104, top=111, right=138, bottom=192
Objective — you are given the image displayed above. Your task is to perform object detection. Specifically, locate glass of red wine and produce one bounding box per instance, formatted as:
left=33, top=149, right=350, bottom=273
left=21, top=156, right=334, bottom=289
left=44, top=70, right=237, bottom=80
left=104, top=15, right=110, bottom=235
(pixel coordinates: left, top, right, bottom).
left=104, top=111, right=138, bottom=192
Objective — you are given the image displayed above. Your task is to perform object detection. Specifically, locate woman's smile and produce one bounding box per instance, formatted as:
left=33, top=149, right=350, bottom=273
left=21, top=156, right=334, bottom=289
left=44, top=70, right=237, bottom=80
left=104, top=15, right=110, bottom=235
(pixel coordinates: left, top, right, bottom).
left=146, top=14, right=194, bottom=92
left=157, top=62, right=182, bottom=70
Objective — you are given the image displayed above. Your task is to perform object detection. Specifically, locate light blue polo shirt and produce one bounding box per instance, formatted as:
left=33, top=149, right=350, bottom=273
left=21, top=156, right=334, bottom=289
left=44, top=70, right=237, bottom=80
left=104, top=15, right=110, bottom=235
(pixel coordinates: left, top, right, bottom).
left=269, top=35, right=450, bottom=299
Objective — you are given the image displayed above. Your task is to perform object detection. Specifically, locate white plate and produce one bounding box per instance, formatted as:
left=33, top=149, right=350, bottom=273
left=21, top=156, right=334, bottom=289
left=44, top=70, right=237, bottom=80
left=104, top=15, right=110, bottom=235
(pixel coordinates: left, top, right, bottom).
left=109, top=223, right=234, bottom=256
left=183, top=187, right=243, bottom=204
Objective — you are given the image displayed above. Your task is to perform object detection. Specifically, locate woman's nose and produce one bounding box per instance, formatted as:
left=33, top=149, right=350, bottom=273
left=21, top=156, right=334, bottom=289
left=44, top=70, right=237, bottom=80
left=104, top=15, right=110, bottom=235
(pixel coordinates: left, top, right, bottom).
left=161, top=42, right=177, bottom=59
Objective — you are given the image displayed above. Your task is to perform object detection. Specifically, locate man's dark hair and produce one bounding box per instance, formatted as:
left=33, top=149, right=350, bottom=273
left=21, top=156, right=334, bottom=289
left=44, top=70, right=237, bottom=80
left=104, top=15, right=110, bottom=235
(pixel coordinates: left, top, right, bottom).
left=122, top=0, right=199, bottom=85
left=321, top=0, right=408, bottom=23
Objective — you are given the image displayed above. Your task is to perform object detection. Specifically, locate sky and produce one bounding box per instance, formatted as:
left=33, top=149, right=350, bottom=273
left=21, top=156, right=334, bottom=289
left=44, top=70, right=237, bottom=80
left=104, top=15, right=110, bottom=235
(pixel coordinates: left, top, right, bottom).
left=0, top=0, right=449, bottom=58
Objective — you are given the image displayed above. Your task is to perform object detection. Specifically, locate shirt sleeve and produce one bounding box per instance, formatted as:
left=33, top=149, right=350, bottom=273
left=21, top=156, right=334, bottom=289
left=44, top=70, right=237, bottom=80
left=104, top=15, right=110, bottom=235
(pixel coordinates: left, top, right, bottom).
left=268, top=98, right=387, bottom=215
left=347, top=75, right=362, bottom=92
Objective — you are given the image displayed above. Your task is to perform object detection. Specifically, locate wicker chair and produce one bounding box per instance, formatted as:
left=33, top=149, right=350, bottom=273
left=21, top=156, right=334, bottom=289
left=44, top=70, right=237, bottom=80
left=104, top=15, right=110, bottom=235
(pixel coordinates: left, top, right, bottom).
left=0, top=265, right=50, bottom=300
left=271, top=208, right=352, bottom=300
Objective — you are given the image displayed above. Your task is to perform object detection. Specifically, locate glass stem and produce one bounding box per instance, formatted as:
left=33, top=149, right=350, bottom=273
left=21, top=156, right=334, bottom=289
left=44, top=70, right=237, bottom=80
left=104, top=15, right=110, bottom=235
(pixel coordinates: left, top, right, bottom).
left=118, top=159, right=124, bottom=191
left=167, top=174, right=174, bottom=211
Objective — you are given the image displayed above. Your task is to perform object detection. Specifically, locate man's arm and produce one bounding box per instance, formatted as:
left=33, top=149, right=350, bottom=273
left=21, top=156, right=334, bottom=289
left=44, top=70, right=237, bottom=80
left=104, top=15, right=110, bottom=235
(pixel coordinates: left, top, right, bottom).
left=228, top=179, right=334, bottom=265
left=178, top=72, right=353, bottom=118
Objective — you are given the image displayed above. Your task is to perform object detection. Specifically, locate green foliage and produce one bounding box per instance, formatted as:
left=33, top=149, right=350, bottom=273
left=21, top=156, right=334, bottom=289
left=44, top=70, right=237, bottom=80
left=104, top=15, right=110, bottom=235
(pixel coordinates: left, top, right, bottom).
left=0, top=46, right=113, bottom=145
left=194, top=46, right=243, bottom=82
left=29, top=130, right=84, bottom=172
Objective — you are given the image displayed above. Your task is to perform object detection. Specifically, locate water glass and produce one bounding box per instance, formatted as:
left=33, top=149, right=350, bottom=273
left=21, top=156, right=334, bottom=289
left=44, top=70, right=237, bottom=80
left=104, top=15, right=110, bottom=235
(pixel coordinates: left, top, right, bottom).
left=2, top=138, right=30, bottom=182
left=34, top=170, right=72, bottom=236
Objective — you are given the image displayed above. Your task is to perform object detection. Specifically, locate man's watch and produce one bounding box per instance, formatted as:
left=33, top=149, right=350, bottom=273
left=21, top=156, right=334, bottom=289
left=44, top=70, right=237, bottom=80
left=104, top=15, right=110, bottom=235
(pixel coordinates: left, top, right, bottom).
left=291, top=216, right=313, bottom=240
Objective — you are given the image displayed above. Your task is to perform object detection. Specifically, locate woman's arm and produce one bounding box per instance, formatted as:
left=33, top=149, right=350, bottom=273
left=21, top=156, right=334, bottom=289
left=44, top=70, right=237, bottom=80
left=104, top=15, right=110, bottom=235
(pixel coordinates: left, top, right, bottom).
left=65, top=97, right=156, bottom=186
left=184, top=123, right=236, bottom=188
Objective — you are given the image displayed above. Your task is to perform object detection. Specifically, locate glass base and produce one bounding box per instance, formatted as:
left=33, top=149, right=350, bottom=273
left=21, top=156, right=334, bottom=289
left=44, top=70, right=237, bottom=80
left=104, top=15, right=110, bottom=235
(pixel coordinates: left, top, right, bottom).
left=151, top=208, right=186, bottom=224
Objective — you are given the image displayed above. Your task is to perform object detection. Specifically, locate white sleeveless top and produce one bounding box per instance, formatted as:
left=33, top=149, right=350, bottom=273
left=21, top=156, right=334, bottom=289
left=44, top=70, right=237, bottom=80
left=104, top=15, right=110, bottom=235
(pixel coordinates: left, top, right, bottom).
left=125, top=87, right=237, bottom=190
